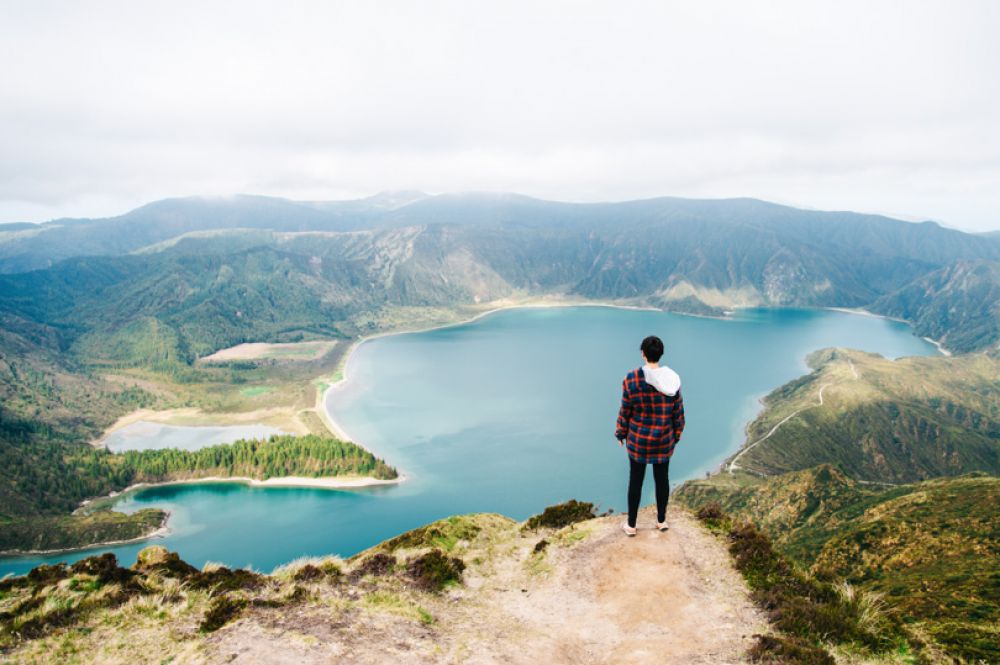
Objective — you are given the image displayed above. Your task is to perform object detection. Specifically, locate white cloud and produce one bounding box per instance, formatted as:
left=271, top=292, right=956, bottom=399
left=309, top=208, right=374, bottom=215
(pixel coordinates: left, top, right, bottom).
left=1, top=0, right=998, bottom=230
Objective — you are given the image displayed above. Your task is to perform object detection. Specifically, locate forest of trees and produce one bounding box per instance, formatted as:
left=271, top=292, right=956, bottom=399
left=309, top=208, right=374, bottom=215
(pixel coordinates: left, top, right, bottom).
left=2, top=432, right=396, bottom=521
left=116, top=434, right=398, bottom=483
left=0, top=429, right=397, bottom=551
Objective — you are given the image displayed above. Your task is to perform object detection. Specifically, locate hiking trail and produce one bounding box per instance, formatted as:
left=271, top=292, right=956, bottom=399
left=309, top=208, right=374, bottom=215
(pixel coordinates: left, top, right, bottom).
left=199, top=508, right=766, bottom=664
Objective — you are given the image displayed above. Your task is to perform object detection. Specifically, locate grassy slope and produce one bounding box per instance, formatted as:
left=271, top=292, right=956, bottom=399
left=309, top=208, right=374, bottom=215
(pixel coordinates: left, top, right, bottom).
left=732, top=349, right=1000, bottom=482
left=0, top=241, right=511, bottom=553
left=676, top=349, right=1000, bottom=663
left=0, top=504, right=919, bottom=665
left=680, top=469, right=999, bottom=663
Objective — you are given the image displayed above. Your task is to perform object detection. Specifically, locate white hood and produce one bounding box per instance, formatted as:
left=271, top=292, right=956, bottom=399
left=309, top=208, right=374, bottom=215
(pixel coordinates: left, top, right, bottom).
left=643, top=364, right=681, bottom=396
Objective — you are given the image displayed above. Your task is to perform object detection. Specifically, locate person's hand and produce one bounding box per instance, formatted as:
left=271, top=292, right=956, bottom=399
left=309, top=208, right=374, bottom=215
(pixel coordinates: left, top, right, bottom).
left=616, top=438, right=625, bottom=447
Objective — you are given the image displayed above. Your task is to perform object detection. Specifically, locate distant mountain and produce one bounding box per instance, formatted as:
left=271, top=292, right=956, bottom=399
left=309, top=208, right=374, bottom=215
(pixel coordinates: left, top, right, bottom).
left=0, top=222, right=38, bottom=232
left=871, top=259, right=1000, bottom=353
left=0, top=193, right=412, bottom=273
left=2, top=194, right=1000, bottom=364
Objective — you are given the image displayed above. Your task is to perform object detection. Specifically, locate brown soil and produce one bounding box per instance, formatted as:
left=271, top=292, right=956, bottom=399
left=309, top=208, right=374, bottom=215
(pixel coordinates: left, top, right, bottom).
left=200, top=507, right=766, bottom=664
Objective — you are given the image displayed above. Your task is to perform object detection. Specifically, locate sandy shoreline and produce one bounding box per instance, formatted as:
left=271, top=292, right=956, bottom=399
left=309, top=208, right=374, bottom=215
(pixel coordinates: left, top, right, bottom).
left=88, top=473, right=404, bottom=506
left=824, top=306, right=951, bottom=356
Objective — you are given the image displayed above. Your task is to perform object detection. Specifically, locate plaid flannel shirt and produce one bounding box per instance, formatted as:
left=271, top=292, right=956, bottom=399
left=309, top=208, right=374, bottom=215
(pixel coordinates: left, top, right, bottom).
left=615, top=367, right=685, bottom=464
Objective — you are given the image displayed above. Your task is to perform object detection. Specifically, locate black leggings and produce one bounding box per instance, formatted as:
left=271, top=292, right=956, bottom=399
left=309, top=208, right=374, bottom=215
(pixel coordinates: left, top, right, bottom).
left=627, top=458, right=670, bottom=528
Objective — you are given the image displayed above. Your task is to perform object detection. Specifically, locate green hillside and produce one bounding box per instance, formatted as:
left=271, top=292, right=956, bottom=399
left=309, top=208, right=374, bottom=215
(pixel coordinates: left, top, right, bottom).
left=679, top=469, right=999, bottom=663
left=872, top=259, right=1000, bottom=353
left=725, top=349, right=1000, bottom=482
left=676, top=350, right=1000, bottom=662
left=0, top=303, right=392, bottom=551
left=3, top=194, right=1000, bottom=355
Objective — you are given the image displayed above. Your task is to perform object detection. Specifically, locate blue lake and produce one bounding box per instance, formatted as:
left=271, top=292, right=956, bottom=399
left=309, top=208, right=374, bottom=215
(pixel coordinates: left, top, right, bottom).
left=0, top=307, right=938, bottom=576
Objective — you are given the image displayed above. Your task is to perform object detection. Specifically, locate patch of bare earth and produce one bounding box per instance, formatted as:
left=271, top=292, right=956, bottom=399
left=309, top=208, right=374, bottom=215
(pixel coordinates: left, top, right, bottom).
left=199, top=341, right=337, bottom=363
left=199, top=507, right=765, bottom=664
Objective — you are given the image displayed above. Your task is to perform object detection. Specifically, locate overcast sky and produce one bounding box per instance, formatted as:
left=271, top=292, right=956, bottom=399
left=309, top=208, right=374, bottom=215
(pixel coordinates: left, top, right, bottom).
left=2, top=1, right=999, bottom=231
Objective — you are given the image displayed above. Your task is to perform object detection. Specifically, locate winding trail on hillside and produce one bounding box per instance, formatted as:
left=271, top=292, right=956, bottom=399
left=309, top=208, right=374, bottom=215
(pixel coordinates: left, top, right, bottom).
left=726, top=381, right=832, bottom=475
left=727, top=356, right=861, bottom=475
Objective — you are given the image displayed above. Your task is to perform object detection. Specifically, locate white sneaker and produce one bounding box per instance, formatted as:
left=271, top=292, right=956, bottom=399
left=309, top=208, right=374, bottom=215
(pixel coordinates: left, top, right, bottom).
left=656, top=519, right=669, bottom=531
left=621, top=521, right=637, bottom=537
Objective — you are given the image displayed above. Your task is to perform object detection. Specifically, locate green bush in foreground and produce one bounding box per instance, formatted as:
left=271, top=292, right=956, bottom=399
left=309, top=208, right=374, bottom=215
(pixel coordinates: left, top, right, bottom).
left=523, top=499, right=596, bottom=531
left=405, top=549, right=466, bottom=592
left=199, top=596, right=248, bottom=633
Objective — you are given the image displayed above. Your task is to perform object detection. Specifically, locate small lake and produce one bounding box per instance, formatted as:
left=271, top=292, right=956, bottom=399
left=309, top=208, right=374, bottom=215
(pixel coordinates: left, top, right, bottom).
left=103, top=422, right=289, bottom=453
left=0, top=307, right=938, bottom=576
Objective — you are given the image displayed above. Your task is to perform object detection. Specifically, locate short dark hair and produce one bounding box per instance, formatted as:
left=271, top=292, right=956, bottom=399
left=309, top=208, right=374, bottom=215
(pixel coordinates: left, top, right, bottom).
left=641, top=335, right=664, bottom=362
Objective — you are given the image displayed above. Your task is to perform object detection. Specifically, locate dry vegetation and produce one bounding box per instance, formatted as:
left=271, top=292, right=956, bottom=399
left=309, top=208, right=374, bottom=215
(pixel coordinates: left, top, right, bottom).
left=1, top=504, right=773, bottom=665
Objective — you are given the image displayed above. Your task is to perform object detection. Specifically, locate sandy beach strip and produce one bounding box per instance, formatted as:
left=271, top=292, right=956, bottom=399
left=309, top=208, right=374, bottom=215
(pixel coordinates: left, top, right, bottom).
left=825, top=306, right=950, bottom=355
left=99, top=474, right=404, bottom=501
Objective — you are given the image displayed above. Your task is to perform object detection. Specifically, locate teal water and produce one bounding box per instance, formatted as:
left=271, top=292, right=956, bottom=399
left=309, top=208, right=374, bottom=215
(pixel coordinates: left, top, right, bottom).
left=0, top=307, right=938, bottom=576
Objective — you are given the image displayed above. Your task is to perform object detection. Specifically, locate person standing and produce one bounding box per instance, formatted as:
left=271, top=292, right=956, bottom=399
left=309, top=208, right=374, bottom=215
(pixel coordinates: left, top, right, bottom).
left=614, top=335, right=685, bottom=536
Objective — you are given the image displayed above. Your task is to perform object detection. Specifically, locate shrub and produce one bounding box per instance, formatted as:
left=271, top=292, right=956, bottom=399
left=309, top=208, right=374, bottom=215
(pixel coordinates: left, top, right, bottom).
left=406, top=549, right=465, bottom=592
left=351, top=553, right=397, bottom=580
left=747, top=634, right=835, bottom=664
left=727, top=522, right=901, bottom=652
left=26, top=564, right=68, bottom=587
left=200, top=596, right=248, bottom=632
left=188, top=567, right=265, bottom=595
left=69, top=553, right=135, bottom=586
left=292, top=564, right=324, bottom=582
left=133, top=546, right=199, bottom=579
left=696, top=501, right=725, bottom=521
left=524, top=500, right=596, bottom=530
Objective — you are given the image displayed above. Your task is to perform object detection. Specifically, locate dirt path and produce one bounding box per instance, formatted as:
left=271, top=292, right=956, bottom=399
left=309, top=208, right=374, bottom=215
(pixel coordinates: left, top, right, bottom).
left=202, top=507, right=766, bottom=664
left=458, top=507, right=766, bottom=665
left=726, top=383, right=830, bottom=474
left=728, top=354, right=863, bottom=475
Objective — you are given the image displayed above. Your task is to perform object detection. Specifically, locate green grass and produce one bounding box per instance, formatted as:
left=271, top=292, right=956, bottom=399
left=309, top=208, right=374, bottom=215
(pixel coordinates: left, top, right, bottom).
left=675, top=348, right=1000, bottom=663
left=376, top=515, right=485, bottom=553
left=238, top=386, right=272, bottom=397
left=696, top=507, right=907, bottom=663
left=732, top=349, right=1000, bottom=483
left=681, top=471, right=1000, bottom=663
left=362, top=591, right=434, bottom=624
left=0, top=509, right=166, bottom=553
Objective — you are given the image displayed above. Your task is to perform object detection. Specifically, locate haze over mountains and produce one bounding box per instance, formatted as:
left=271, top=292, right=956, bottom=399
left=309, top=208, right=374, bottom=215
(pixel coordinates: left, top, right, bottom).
left=1, top=192, right=998, bottom=360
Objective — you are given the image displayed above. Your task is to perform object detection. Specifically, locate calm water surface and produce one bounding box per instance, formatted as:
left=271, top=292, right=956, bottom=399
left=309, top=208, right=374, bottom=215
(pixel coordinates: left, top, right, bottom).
left=104, top=422, right=289, bottom=453
left=0, top=307, right=937, bottom=576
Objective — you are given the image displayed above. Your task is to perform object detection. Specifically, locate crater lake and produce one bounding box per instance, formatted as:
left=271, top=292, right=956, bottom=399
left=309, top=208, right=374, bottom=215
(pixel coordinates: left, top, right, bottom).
left=0, top=307, right=938, bottom=576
